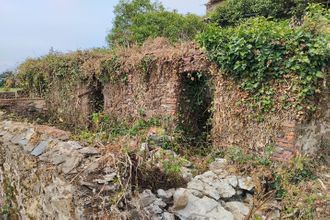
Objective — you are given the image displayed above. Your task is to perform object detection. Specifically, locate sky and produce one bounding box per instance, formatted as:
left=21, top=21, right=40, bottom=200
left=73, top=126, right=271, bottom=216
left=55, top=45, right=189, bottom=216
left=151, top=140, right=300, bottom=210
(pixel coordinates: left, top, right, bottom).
left=0, top=0, right=208, bottom=73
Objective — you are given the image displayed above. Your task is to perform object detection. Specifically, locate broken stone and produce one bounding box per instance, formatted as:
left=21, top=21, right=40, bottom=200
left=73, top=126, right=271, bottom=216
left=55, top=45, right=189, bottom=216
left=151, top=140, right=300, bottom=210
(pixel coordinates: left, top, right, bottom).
left=172, top=188, right=189, bottom=211
left=187, top=179, right=204, bottom=192
left=174, top=193, right=234, bottom=220
left=196, top=171, right=218, bottom=183
left=238, top=177, right=255, bottom=191
left=157, top=189, right=173, bottom=203
left=31, top=139, right=52, bottom=156
left=180, top=167, right=193, bottom=182
left=225, top=201, right=250, bottom=220
left=79, top=147, right=100, bottom=156
left=209, top=158, right=228, bottom=173
left=140, top=190, right=157, bottom=208
left=225, top=175, right=238, bottom=188
left=211, top=180, right=236, bottom=199
left=144, top=203, right=163, bottom=215
left=58, top=141, right=82, bottom=150
left=187, top=189, right=204, bottom=198
left=163, top=212, right=175, bottom=220
left=59, top=152, right=83, bottom=174
left=154, top=198, right=167, bottom=208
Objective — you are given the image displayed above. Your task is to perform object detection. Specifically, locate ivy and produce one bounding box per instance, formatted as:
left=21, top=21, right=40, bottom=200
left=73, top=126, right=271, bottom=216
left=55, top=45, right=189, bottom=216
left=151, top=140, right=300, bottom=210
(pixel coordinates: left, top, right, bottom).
left=198, top=5, right=329, bottom=113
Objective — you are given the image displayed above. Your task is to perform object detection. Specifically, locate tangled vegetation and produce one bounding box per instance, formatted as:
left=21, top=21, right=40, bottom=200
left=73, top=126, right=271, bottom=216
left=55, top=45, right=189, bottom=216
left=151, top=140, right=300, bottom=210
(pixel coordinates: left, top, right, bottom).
left=207, top=146, right=326, bottom=219
left=199, top=4, right=330, bottom=114
left=208, top=0, right=326, bottom=27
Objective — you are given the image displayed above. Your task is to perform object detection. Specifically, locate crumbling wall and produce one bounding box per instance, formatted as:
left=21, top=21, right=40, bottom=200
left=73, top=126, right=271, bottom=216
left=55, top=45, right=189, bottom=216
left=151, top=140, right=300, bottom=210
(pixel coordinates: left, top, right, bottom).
left=103, top=40, right=211, bottom=122
left=16, top=39, right=328, bottom=155
left=0, top=112, right=120, bottom=219
left=45, top=79, right=95, bottom=127
left=211, top=69, right=330, bottom=157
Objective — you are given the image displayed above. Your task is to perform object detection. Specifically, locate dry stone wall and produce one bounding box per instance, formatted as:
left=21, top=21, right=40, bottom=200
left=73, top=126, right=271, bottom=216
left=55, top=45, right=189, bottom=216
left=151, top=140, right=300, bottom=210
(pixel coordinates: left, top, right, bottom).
left=0, top=111, right=117, bottom=219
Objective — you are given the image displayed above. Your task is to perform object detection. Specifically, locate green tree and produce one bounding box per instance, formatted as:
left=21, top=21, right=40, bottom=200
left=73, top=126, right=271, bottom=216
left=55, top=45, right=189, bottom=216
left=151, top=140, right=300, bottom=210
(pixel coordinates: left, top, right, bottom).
left=106, top=0, right=205, bottom=47
left=106, top=0, right=163, bottom=47
left=130, top=11, right=205, bottom=44
left=0, top=71, right=14, bottom=88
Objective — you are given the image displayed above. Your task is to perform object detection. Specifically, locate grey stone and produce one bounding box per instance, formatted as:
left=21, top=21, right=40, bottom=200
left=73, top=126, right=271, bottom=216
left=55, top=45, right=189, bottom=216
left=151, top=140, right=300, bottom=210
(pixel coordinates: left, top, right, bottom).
left=157, top=189, right=173, bottom=203
left=79, top=147, right=99, bottom=156
left=181, top=167, right=193, bottom=182
left=187, top=179, right=204, bottom=192
left=174, top=194, right=234, bottom=220
left=31, top=139, right=52, bottom=156
left=209, top=158, right=227, bottom=173
left=163, top=212, right=175, bottom=220
left=238, top=177, right=255, bottom=191
left=58, top=151, right=83, bottom=174
left=58, top=141, right=82, bottom=150
left=188, top=176, right=220, bottom=200
left=196, top=171, right=218, bottom=183
left=144, top=203, right=163, bottom=215
left=211, top=180, right=236, bottom=199
left=225, top=175, right=238, bottom=188
left=140, top=190, right=157, bottom=207
left=187, top=189, right=204, bottom=198
left=225, top=201, right=250, bottom=220
left=201, top=185, right=220, bottom=200
left=206, top=204, right=235, bottom=220
left=154, top=198, right=167, bottom=208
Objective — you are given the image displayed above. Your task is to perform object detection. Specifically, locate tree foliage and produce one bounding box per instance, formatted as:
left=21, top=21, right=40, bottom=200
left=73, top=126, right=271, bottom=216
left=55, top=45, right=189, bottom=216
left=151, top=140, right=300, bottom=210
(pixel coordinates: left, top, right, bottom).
left=0, top=71, right=15, bottom=88
left=106, top=0, right=205, bottom=47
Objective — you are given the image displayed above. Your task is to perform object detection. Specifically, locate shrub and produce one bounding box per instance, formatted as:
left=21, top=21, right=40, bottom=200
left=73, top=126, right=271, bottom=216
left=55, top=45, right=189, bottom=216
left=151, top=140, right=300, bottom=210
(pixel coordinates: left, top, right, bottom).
left=198, top=5, right=330, bottom=113
left=208, top=0, right=324, bottom=27
left=130, top=11, right=205, bottom=44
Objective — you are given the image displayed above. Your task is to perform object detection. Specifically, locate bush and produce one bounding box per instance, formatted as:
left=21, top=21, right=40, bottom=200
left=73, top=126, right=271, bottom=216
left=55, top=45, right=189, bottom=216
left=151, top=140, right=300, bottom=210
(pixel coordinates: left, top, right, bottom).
left=106, top=0, right=205, bottom=47
left=198, top=5, right=330, bottom=112
left=130, top=11, right=205, bottom=44
left=208, top=0, right=324, bottom=27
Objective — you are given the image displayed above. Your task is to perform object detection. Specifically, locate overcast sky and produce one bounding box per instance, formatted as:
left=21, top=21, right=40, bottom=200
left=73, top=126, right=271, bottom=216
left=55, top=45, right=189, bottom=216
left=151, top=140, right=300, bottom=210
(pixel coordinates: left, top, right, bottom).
left=0, top=0, right=207, bottom=73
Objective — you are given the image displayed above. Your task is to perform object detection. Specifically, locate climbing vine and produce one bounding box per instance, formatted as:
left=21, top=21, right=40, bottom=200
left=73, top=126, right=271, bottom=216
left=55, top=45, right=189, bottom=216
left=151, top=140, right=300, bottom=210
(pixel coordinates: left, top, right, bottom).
left=198, top=4, right=329, bottom=114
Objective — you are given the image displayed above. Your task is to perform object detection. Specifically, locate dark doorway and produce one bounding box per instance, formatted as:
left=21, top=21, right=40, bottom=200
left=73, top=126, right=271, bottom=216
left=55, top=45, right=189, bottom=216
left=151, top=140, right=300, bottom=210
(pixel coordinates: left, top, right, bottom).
left=90, top=79, right=104, bottom=113
left=178, top=72, right=213, bottom=147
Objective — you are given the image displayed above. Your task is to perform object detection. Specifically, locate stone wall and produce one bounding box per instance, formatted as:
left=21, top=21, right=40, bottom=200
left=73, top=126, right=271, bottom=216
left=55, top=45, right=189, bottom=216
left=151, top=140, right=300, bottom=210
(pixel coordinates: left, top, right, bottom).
left=0, top=98, right=46, bottom=115
left=211, top=72, right=330, bottom=157
left=0, top=111, right=117, bottom=219
left=45, top=80, right=97, bottom=127
left=0, top=112, right=262, bottom=219
left=103, top=46, right=210, bottom=121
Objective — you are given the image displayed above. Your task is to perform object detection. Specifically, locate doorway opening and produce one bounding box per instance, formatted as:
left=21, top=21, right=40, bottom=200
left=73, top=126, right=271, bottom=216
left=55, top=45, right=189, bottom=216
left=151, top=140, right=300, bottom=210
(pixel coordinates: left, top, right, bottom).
left=178, top=72, right=213, bottom=147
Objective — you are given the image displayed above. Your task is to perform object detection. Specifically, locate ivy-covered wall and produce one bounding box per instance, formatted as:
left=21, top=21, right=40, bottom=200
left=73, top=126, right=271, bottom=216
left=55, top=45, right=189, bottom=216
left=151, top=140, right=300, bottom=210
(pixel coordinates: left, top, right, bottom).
left=102, top=42, right=210, bottom=122
left=16, top=36, right=328, bottom=155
